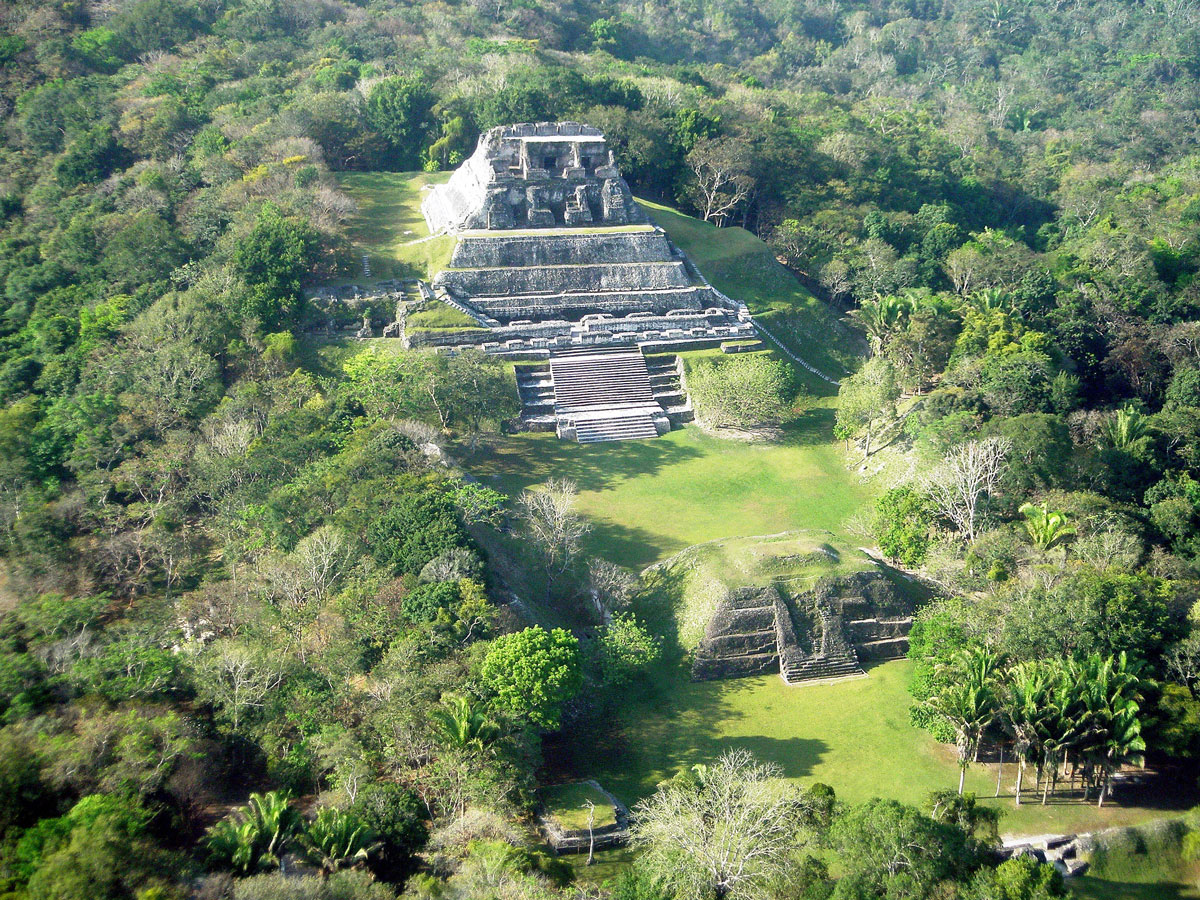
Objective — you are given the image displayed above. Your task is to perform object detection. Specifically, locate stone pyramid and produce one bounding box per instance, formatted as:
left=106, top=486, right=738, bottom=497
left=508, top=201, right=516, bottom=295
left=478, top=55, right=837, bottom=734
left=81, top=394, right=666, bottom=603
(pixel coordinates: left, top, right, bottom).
left=417, top=121, right=753, bottom=354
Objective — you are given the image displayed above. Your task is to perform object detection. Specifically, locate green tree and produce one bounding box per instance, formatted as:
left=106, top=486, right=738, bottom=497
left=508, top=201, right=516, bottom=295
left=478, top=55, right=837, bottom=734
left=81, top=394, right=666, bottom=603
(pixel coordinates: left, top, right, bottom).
left=479, top=627, right=582, bottom=730
left=366, top=76, right=434, bottom=169
left=997, top=662, right=1052, bottom=806
left=596, top=615, right=662, bottom=686
left=830, top=798, right=975, bottom=899
left=962, top=855, right=1066, bottom=899
left=232, top=205, right=321, bottom=328
left=835, top=356, right=900, bottom=460
left=688, top=354, right=793, bottom=429
left=873, top=487, right=936, bottom=567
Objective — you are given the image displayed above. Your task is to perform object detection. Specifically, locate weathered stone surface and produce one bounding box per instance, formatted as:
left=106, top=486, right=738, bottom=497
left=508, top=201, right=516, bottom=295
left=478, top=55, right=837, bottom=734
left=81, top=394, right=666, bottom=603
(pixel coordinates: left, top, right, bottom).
left=435, top=260, right=692, bottom=297
left=448, top=230, right=677, bottom=268
left=690, top=571, right=925, bottom=684
left=422, top=123, right=645, bottom=233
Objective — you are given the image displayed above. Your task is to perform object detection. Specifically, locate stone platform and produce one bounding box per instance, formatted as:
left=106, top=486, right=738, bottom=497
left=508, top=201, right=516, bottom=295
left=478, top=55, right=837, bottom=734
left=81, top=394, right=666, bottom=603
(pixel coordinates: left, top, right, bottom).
left=516, top=349, right=691, bottom=443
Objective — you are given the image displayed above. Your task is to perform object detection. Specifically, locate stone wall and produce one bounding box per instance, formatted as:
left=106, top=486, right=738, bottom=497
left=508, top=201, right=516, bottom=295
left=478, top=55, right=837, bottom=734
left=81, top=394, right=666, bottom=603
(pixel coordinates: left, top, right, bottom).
left=435, top=261, right=692, bottom=297
left=448, top=230, right=677, bottom=268
left=422, top=122, right=645, bottom=233
left=691, top=586, right=783, bottom=681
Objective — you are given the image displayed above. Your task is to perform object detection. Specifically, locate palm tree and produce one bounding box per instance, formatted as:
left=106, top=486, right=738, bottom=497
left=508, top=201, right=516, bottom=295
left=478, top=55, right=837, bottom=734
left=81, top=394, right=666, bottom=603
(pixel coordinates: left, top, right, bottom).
left=922, top=647, right=1000, bottom=794
left=1074, top=653, right=1145, bottom=807
left=1018, top=502, right=1076, bottom=551
left=298, top=807, right=378, bottom=875
left=850, top=293, right=916, bottom=353
left=960, top=287, right=1013, bottom=315
left=997, top=662, right=1051, bottom=806
left=1099, top=407, right=1148, bottom=451
left=205, top=790, right=301, bottom=874
left=431, top=694, right=501, bottom=753
left=206, top=816, right=261, bottom=874
left=1035, top=663, right=1087, bottom=805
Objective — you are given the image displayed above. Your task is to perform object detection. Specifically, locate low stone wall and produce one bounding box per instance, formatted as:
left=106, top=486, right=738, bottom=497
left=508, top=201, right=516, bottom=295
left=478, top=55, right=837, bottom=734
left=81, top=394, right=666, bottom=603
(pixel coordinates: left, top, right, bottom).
left=468, top=287, right=718, bottom=321
left=538, top=781, right=632, bottom=854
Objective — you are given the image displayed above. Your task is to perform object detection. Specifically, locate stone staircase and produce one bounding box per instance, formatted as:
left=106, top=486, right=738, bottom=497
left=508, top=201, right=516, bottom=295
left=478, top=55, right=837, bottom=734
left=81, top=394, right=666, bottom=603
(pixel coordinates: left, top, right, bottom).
left=548, top=349, right=671, bottom=443
left=776, top=601, right=865, bottom=686
left=647, top=355, right=693, bottom=424
left=575, top=412, right=660, bottom=443
left=779, top=649, right=865, bottom=685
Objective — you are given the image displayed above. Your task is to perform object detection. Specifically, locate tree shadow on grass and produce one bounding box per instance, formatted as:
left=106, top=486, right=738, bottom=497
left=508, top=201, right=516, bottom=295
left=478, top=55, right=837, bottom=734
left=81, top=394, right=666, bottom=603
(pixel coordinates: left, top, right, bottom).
left=1068, top=876, right=1200, bottom=900
left=583, top=520, right=680, bottom=571
left=551, top=654, right=830, bottom=805
left=465, top=433, right=705, bottom=496
left=777, top=407, right=838, bottom=447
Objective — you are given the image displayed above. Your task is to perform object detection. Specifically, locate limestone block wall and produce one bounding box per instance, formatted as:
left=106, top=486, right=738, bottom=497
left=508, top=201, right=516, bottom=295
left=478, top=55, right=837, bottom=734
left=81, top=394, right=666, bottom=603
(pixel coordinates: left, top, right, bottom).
left=448, top=231, right=677, bottom=268
left=421, top=122, right=645, bottom=233
left=435, top=261, right=692, bottom=298
left=466, top=286, right=715, bottom=321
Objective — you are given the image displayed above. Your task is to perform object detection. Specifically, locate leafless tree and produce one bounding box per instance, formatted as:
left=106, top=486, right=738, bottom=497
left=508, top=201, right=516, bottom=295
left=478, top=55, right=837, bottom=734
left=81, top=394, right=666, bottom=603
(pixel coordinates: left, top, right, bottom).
left=686, top=138, right=756, bottom=226
left=923, top=438, right=1012, bottom=543
left=198, top=641, right=284, bottom=730
left=519, top=479, right=591, bottom=592
left=631, top=749, right=808, bottom=900
left=587, top=557, right=637, bottom=622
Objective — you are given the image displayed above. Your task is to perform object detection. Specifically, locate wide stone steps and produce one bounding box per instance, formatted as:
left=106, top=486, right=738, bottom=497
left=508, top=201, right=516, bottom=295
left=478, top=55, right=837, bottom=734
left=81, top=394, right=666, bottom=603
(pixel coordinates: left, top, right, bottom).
left=781, top=653, right=866, bottom=685
left=575, top=414, right=659, bottom=443
left=550, top=353, right=657, bottom=412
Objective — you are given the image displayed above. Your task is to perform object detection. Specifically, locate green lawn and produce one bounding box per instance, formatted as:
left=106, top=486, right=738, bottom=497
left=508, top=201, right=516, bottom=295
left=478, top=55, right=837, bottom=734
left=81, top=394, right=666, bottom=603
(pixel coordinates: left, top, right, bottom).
left=406, top=300, right=483, bottom=331
left=556, top=659, right=1195, bottom=839
left=334, top=171, right=455, bottom=281
left=539, top=782, right=619, bottom=830
left=1069, top=876, right=1199, bottom=899
left=467, top=414, right=870, bottom=570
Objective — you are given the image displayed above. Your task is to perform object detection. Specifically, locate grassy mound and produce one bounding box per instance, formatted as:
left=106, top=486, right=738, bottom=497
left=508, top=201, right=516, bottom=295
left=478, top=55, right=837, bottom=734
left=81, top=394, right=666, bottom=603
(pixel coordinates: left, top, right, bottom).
left=407, top=300, right=483, bottom=331
left=638, top=198, right=862, bottom=392
left=642, top=531, right=870, bottom=649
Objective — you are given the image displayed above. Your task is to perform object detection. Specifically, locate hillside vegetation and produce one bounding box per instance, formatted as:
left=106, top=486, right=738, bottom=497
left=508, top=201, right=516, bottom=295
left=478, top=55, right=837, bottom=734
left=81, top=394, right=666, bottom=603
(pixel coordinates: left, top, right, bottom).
left=1, top=1, right=1200, bottom=899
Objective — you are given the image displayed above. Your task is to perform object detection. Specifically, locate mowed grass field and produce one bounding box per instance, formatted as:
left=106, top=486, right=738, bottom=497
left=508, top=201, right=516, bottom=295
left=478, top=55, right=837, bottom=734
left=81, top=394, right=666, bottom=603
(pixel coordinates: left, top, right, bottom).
left=638, top=197, right=861, bottom=391
left=467, top=413, right=869, bottom=570
left=556, top=659, right=1197, bottom=840
left=325, top=170, right=1196, bottom=857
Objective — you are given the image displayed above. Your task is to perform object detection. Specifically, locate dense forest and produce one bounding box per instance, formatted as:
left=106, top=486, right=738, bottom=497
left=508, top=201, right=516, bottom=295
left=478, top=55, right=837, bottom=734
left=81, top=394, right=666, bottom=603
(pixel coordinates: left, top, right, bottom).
left=2, top=0, right=1200, bottom=898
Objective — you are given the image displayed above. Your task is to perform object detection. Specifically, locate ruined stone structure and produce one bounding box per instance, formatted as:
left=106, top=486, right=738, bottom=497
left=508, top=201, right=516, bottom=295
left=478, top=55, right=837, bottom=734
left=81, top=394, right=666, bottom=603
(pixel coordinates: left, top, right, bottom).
left=417, top=122, right=756, bottom=442
left=691, top=572, right=919, bottom=686
left=418, top=123, right=755, bottom=359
